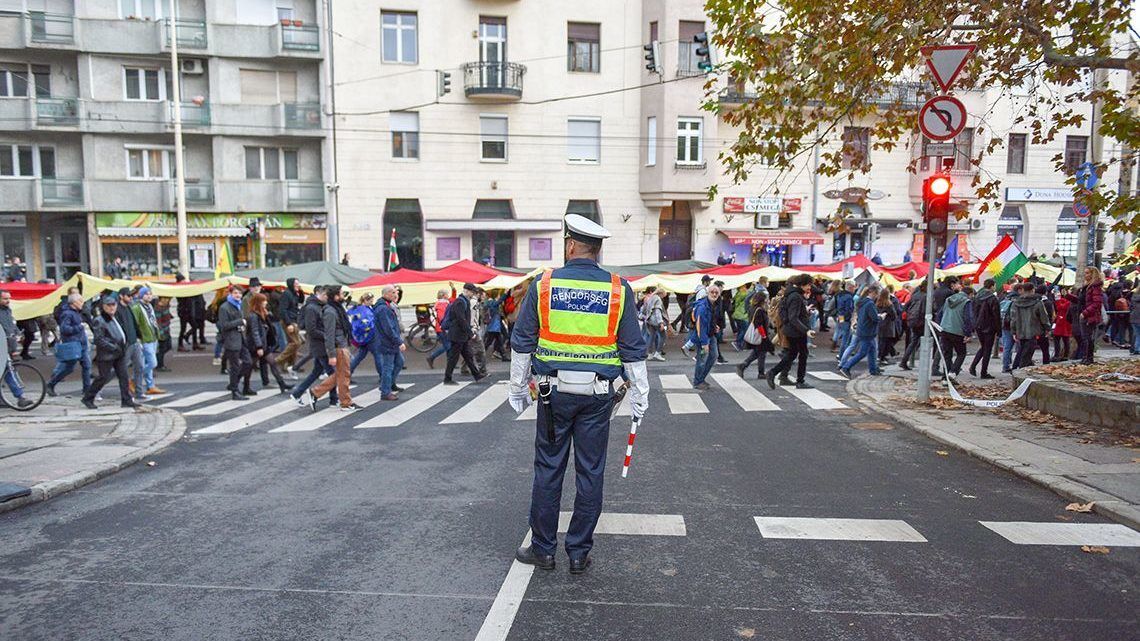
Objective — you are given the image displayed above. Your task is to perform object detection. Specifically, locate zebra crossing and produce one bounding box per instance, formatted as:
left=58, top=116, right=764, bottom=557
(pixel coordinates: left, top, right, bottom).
left=151, top=370, right=853, bottom=438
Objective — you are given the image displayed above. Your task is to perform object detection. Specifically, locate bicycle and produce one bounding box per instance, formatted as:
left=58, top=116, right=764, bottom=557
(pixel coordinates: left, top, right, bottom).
left=405, top=305, right=439, bottom=353
left=0, top=360, right=47, bottom=411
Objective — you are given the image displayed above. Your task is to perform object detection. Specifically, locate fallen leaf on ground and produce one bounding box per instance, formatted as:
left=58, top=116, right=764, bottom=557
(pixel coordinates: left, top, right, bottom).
left=935, top=450, right=950, bottom=456
left=1081, top=545, right=1110, bottom=554
left=736, top=629, right=756, bottom=639
left=145, top=461, right=157, bottom=467
left=1065, top=501, right=1095, bottom=513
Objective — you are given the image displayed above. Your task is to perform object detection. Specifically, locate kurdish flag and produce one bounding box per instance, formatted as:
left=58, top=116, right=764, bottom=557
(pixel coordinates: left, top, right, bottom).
left=387, top=229, right=400, bottom=271
left=974, top=235, right=1028, bottom=286
left=214, top=241, right=233, bottom=279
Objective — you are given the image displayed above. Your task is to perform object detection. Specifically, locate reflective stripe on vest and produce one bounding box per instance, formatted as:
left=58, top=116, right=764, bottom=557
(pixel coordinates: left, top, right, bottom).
left=536, top=269, right=623, bottom=366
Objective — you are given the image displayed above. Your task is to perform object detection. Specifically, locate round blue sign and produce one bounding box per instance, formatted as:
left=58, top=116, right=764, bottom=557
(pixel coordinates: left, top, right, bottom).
left=1075, top=162, right=1098, bottom=190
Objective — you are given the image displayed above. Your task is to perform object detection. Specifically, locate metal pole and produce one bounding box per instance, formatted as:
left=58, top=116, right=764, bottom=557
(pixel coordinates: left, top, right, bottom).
left=1074, top=67, right=1106, bottom=287
left=322, top=0, right=340, bottom=263
left=916, top=233, right=937, bottom=402
left=169, top=0, right=189, bottom=278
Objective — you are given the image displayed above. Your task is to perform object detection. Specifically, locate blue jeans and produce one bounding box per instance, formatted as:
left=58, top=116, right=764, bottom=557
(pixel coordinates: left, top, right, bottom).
left=647, top=325, right=665, bottom=354
left=138, top=341, right=157, bottom=390
left=1001, top=329, right=1015, bottom=371
left=349, top=344, right=371, bottom=374
left=3, top=365, right=24, bottom=399
left=214, top=336, right=224, bottom=358
left=841, top=336, right=880, bottom=374
left=428, top=331, right=450, bottom=362
left=734, top=321, right=748, bottom=347
left=834, top=321, right=852, bottom=353
left=379, top=352, right=398, bottom=394
left=49, top=345, right=92, bottom=391
left=693, top=340, right=718, bottom=385
left=290, top=353, right=337, bottom=404
left=1131, top=323, right=1140, bottom=354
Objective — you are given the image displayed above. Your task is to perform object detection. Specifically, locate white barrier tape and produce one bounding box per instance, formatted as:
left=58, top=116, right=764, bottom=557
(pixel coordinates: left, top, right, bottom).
left=927, top=318, right=1034, bottom=408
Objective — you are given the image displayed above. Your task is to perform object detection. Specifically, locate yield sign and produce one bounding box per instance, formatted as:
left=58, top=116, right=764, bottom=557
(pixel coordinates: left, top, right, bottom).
left=920, top=44, right=977, bottom=92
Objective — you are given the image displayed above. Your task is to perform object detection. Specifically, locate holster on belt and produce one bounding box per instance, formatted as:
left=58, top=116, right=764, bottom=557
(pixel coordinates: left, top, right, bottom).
left=537, top=380, right=554, bottom=441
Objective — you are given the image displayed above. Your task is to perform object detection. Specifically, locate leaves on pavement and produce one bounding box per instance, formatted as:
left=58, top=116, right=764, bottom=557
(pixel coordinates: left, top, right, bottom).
left=1081, top=545, right=1110, bottom=555
left=1065, top=501, right=1095, bottom=513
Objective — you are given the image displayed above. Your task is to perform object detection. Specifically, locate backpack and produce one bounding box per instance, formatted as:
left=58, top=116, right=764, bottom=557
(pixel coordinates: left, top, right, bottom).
left=205, top=301, right=219, bottom=324
left=347, top=305, right=376, bottom=347
left=999, top=297, right=1013, bottom=331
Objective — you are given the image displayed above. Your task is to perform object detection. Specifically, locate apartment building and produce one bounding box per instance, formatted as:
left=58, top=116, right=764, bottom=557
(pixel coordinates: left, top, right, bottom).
left=0, top=0, right=331, bottom=280
left=331, top=0, right=1131, bottom=271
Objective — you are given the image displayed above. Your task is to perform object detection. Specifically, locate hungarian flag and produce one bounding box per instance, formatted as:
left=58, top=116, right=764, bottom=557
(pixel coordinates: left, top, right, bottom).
left=974, top=235, right=1028, bottom=286
left=387, top=229, right=400, bottom=271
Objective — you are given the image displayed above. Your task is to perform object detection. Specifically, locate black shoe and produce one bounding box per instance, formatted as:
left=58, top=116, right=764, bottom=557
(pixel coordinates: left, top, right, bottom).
left=156, top=366, right=171, bottom=373
left=121, top=400, right=140, bottom=409
left=735, top=363, right=746, bottom=378
left=795, top=381, right=813, bottom=389
left=716, top=357, right=728, bottom=364
left=569, top=556, right=592, bottom=575
left=899, top=362, right=911, bottom=371
left=757, top=369, right=766, bottom=380
left=474, top=373, right=487, bottom=383
left=231, top=391, right=248, bottom=401
left=16, top=398, right=34, bottom=409
left=515, top=545, right=555, bottom=570
left=778, top=376, right=793, bottom=386
left=969, top=366, right=977, bottom=377
left=443, top=379, right=459, bottom=385
left=81, top=398, right=97, bottom=410
left=765, top=370, right=777, bottom=390
left=426, top=356, right=435, bottom=369
left=242, top=388, right=257, bottom=396
left=980, top=373, right=995, bottom=379
left=391, top=385, right=403, bottom=392
left=46, top=384, right=56, bottom=397
left=279, top=382, right=289, bottom=394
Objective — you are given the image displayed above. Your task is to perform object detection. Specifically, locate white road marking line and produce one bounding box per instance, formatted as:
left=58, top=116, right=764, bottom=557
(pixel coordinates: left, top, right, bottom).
left=515, top=402, right=536, bottom=421
left=356, top=382, right=467, bottom=429
left=808, top=371, right=848, bottom=381
left=710, top=373, right=780, bottom=411
left=783, top=386, right=847, bottom=410
left=269, top=386, right=387, bottom=433
left=979, top=522, right=1140, bottom=546
left=665, top=393, right=708, bottom=414
left=141, top=393, right=173, bottom=402
left=440, top=381, right=507, bottom=424
left=754, top=517, right=928, bottom=542
left=184, top=394, right=268, bottom=417
left=558, top=512, right=686, bottom=536
left=477, top=514, right=687, bottom=641
left=658, top=374, right=691, bottom=389
left=159, top=391, right=227, bottom=408
left=194, top=397, right=297, bottom=435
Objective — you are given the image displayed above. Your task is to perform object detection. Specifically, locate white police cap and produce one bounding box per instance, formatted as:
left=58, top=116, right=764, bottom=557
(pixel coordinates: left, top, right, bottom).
left=564, top=214, right=611, bottom=243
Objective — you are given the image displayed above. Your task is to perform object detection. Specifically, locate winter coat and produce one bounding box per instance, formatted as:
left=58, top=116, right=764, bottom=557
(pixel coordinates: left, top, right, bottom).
left=688, top=297, right=714, bottom=346
left=834, top=291, right=855, bottom=322
left=279, top=279, right=302, bottom=326
left=1052, top=297, right=1072, bottom=337
left=58, top=306, right=86, bottom=345
left=114, top=304, right=139, bottom=345
left=854, top=297, right=881, bottom=339
left=444, top=295, right=474, bottom=343
left=1081, top=284, right=1104, bottom=326
left=245, top=313, right=275, bottom=353
left=1131, top=291, right=1140, bottom=325
left=90, top=312, right=127, bottom=362
left=217, top=298, right=245, bottom=352
left=433, top=299, right=449, bottom=333
left=938, top=291, right=969, bottom=336
left=130, top=302, right=158, bottom=344
left=1009, top=294, right=1051, bottom=339
left=0, top=304, right=17, bottom=355
left=932, top=283, right=953, bottom=319
left=321, top=301, right=351, bottom=357
left=779, top=289, right=811, bottom=338
left=904, top=294, right=926, bottom=330
left=484, top=296, right=506, bottom=334
left=973, top=288, right=1002, bottom=335
left=303, top=296, right=326, bottom=358
left=731, top=289, right=749, bottom=322
left=877, top=301, right=897, bottom=339
left=374, top=300, right=404, bottom=354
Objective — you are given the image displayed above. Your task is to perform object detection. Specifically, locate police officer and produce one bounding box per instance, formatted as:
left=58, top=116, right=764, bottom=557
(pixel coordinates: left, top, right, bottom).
left=507, top=214, right=649, bottom=574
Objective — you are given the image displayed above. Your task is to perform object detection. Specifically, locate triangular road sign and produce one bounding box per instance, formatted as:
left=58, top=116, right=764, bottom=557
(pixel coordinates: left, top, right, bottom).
left=920, top=44, right=977, bottom=92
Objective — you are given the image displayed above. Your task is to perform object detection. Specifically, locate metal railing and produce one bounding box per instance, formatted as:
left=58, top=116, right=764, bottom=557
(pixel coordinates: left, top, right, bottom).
left=173, top=181, right=214, bottom=205
left=40, top=179, right=84, bottom=206
left=165, top=19, right=208, bottom=49
left=35, top=98, right=79, bottom=125
left=461, top=61, right=526, bottom=97
left=28, top=11, right=75, bottom=44
left=286, top=181, right=325, bottom=206
left=281, top=24, right=320, bottom=52
left=283, top=102, right=321, bottom=129
left=171, top=101, right=211, bottom=127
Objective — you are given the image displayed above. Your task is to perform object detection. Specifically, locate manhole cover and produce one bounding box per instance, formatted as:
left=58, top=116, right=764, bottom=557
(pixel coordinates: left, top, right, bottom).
left=851, top=421, right=894, bottom=430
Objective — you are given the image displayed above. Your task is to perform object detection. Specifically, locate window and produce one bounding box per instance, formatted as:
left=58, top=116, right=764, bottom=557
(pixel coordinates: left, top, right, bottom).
left=1007, top=133, right=1027, bottom=174
left=244, top=147, right=298, bottom=180
left=276, top=0, right=294, bottom=21
left=953, top=127, right=974, bottom=171
left=677, top=21, right=704, bottom=75
left=646, top=116, right=657, bottom=166
left=120, top=0, right=161, bottom=19
left=124, top=67, right=165, bottom=101
left=381, top=11, right=418, bottom=64
left=841, top=126, right=870, bottom=169
left=566, top=200, right=600, bottom=223
left=38, top=146, right=54, bottom=178
left=0, top=144, right=39, bottom=177
left=649, top=21, right=658, bottom=43
left=1064, top=136, right=1087, bottom=173
left=567, top=22, right=600, bottom=73
left=1054, top=205, right=1079, bottom=259
left=567, top=118, right=600, bottom=163
left=480, top=115, right=508, bottom=161
left=473, top=199, right=513, bottom=219
left=391, top=111, right=419, bottom=159
left=997, top=205, right=1025, bottom=248
left=126, top=147, right=171, bottom=180
left=676, top=117, right=703, bottom=165
left=0, top=64, right=27, bottom=97
left=239, top=69, right=297, bottom=104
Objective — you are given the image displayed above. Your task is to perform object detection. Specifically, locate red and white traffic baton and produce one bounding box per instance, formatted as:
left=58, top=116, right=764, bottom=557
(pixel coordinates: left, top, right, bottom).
left=620, top=416, right=641, bottom=478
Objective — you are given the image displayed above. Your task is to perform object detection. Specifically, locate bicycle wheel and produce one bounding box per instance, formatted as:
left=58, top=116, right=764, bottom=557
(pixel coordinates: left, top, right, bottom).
left=0, top=362, right=46, bottom=411
left=407, top=324, right=436, bottom=353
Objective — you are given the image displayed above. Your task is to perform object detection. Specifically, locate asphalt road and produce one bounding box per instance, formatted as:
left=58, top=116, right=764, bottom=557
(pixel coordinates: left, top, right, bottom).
left=0, top=352, right=1136, bottom=641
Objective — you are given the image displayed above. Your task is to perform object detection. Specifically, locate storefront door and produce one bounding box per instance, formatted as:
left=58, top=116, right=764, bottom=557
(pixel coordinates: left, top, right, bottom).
left=41, top=228, right=88, bottom=282
left=658, top=201, right=692, bottom=262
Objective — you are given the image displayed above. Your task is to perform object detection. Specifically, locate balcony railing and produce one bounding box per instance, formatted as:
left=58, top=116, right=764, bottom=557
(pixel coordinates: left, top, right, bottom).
left=40, top=179, right=84, bottom=206
left=173, top=181, right=215, bottom=205
left=35, top=98, right=79, bottom=126
left=165, top=19, right=208, bottom=49
left=281, top=24, right=320, bottom=52
left=283, top=102, right=321, bottom=129
left=171, top=101, right=211, bottom=127
left=28, top=11, right=75, bottom=44
left=286, top=181, right=325, bottom=207
left=461, top=61, right=526, bottom=99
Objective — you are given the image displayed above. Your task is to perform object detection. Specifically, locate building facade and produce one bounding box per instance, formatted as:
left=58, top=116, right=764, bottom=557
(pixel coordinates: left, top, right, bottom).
left=0, top=0, right=331, bottom=281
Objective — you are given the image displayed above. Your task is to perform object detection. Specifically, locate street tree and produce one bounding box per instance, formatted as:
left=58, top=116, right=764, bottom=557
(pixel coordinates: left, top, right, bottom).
left=703, top=0, right=1140, bottom=233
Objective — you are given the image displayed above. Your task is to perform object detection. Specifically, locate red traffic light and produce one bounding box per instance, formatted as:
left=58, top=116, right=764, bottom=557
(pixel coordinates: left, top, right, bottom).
left=922, top=174, right=952, bottom=236
left=929, top=176, right=951, bottom=196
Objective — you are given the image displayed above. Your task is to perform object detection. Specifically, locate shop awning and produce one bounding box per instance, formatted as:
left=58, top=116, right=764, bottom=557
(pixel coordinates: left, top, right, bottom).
left=98, top=226, right=249, bottom=238
left=720, top=230, right=825, bottom=246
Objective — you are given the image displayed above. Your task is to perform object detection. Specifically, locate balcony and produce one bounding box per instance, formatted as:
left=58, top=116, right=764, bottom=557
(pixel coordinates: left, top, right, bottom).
left=170, top=102, right=211, bottom=128
left=35, top=98, right=80, bottom=127
left=0, top=180, right=35, bottom=210
left=720, top=82, right=928, bottom=111
left=171, top=181, right=215, bottom=206
left=165, top=19, right=208, bottom=49
left=283, top=103, right=321, bottom=129
left=27, top=11, right=76, bottom=47
left=461, top=62, right=525, bottom=100
left=215, top=181, right=325, bottom=212
left=281, top=23, right=320, bottom=52
left=89, top=180, right=169, bottom=212
left=287, top=181, right=325, bottom=207
left=39, top=179, right=84, bottom=207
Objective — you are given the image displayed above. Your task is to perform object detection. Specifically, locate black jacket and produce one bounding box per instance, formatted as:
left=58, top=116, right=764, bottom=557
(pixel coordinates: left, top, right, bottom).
left=779, top=289, right=811, bottom=338
left=932, top=284, right=953, bottom=320
left=303, top=296, right=327, bottom=358
left=114, top=304, right=139, bottom=345
left=245, top=313, right=275, bottom=353
left=91, top=312, right=126, bottom=362
left=973, top=289, right=1002, bottom=334
left=445, top=294, right=474, bottom=342
left=279, top=279, right=302, bottom=326
left=217, top=299, right=245, bottom=351
left=905, top=293, right=926, bottom=330
left=321, top=301, right=351, bottom=358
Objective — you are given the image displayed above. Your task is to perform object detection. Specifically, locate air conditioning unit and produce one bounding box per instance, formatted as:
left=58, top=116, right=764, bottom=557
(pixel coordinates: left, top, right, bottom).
left=180, top=59, right=205, bottom=75
left=969, top=218, right=985, bottom=231
left=755, top=212, right=778, bottom=229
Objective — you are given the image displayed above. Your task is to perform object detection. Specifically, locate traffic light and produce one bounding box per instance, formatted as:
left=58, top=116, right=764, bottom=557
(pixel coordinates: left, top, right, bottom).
left=437, top=71, right=451, bottom=96
left=643, top=41, right=660, bottom=74
left=693, top=32, right=712, bottom=72
left=922, top=173, right=952, bottom=236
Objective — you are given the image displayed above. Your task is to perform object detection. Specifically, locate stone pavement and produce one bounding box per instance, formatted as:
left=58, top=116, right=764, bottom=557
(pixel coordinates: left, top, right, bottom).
left=851, top=369, right=1140, bottom=530
left=0, top=397, right=185, bottom=515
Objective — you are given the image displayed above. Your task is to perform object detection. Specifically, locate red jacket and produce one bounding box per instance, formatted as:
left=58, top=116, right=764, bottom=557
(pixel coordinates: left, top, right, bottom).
left=1082, top=284, right=1104, bottom=325
left=1052, top=297, right=1071, bottom=337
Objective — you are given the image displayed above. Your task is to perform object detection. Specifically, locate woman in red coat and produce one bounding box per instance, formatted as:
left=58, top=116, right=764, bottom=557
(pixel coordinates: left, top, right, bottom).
left=1077, top=268, right=1105, bottom=364
left=1052, top=289, right=1072, bottom=361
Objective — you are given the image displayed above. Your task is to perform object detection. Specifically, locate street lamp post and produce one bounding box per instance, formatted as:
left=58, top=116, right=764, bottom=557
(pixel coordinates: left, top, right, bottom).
left=169, top=0, right=189, bottom=278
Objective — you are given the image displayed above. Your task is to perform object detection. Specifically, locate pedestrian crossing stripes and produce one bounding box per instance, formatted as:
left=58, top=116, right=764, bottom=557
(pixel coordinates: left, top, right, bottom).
left=356, top=382, right=467, bottom=429
left=808, top=371, right=848, bottom=381
left=754, top=517, right=928, bottom=542
left=710, top=374, right=780, bottom=411
left=516, top=402, right=536, bottom=421
left=440, top=381, right=507, bottom=424
left=195, top=396, right=298, bottom=435
left=270, top=386, right=395, bottom=433
left=979, top=521, right=1140, bottom=546
left=159, top=391, right=227, bottom=409
left=658, top=374, right=691, bottom=389
left=184, top=394, right=267, bottom=417
left=665, top=393, right=708, bottom=414
left=784, top=385, right=847, bottom=410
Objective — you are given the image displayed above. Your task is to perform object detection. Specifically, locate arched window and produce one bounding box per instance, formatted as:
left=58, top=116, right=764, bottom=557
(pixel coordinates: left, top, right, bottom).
left=383, top=199, right=424, bottom=270
left=1054, top=205, right=1078, bottom=260
left=472, top=199, right=514, bottom=267
left=997, top=205, right=1025, bottom=248
left=566, top=200, right=600, bottom=223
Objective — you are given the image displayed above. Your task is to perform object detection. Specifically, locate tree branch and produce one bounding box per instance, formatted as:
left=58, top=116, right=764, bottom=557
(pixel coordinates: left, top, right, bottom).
left=1019, top=17, right=1139, bottom=72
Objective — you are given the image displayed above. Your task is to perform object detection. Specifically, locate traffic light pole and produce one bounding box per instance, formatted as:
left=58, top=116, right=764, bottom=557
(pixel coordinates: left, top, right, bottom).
left=917, top=230, right=937, bottom=403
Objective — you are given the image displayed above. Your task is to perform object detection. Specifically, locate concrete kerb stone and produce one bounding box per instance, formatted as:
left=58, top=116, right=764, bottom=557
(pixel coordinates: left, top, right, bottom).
left=846, top=374, right=1140, bottom=532
left=0, top=407, right=186, bottom=516
left=1011, top=365, right=1140, bottom=434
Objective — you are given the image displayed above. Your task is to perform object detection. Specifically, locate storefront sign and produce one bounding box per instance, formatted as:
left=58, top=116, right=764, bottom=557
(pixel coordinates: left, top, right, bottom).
left=95, top=213, right=328, bottom=231
left=723, top=197, right=781, bottom=213
left=823, top=188, right=885, bottom=203
left=782, top=198, right=802, bottom=213
left=266, top=229, right=326, bottom=243
left=1004, top=187, right=1071, bottom=202
left=723, top=197, right=745, bottom=213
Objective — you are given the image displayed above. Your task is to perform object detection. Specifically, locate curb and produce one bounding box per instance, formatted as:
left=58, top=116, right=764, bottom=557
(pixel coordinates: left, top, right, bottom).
left=846, top=375, right=1140, bottom=531
left=0, top=407, right=187, bottom=516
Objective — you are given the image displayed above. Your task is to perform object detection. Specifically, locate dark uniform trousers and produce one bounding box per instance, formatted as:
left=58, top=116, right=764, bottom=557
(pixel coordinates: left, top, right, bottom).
left=530, top=387, right=614, bottom=559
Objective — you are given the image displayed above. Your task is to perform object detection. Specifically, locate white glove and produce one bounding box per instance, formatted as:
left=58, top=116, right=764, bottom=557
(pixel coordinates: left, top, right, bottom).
left=507, top=350, right=533, bottom=414
left=623, top=360, right=650, bottom=420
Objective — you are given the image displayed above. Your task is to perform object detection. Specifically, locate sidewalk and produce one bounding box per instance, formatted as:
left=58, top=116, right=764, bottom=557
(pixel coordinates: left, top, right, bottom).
left=850, top=368, right=1140, bottom=530
left=0, top=397, right=186, bottom=515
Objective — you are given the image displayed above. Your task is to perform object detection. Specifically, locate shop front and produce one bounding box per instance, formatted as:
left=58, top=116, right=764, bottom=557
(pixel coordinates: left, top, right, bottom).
left=1, top=213, right=90, bottom=283
left=94, top=213, right=327, bottom=279
left=718, top=230, right=825, bottom=266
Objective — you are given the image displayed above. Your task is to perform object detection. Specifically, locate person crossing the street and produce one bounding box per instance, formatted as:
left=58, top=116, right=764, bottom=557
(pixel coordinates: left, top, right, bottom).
left=308, top=285, right=360, bottom=411
left=81, top=294, right=137, bottom=410
left=766, top=274, right=816, bottom=389
left=289, top=286, right=336, bottom=407
left=507, top=214, right=649, bottom=575
left=217, top=284, right=252, bottom=401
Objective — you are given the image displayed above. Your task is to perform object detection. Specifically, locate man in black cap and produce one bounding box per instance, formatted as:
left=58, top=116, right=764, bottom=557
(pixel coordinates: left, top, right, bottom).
left=241, top=277, right=262, bottom=315
left=82, top=294, right=138, bottom=409
left=442, top=283, right=485, bottom=385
